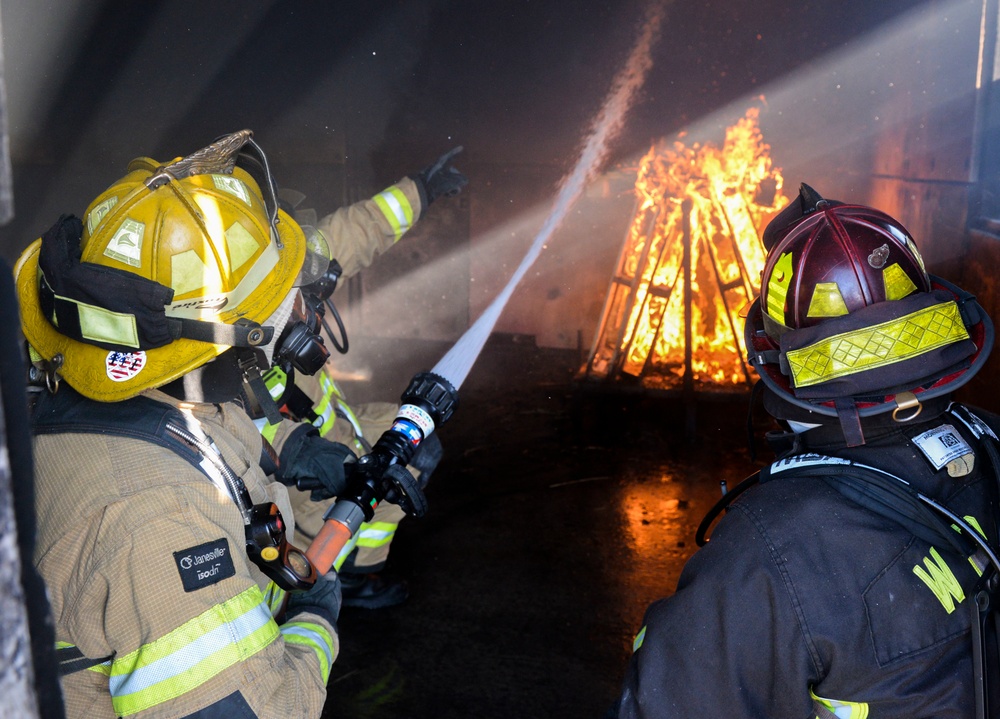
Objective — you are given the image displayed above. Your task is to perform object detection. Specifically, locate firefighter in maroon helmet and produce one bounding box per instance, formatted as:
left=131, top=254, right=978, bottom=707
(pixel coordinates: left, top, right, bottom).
left=613, top=184, right=1000, bottom=718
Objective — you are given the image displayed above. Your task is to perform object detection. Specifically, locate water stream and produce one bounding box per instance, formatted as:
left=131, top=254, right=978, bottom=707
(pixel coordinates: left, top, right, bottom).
left=431, top=1, right=667, bottom=389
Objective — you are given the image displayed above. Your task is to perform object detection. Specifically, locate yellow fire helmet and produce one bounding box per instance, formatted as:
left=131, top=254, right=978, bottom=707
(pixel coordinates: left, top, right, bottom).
left=14, top=130, right=306, bottom=402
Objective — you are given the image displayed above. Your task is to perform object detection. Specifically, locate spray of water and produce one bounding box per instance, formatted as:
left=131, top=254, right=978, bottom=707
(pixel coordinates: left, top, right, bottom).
left=432, top=1, right=667, bottom=388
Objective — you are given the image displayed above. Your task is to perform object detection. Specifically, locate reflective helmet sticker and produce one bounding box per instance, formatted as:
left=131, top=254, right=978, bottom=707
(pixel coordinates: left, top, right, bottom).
left=806, top=282, right=849, bottom=318
left=883, top=262, right=919, bottom=301
left=103, top=218, right=145, bottom=268
left=766, top=251, right=794, bottom=325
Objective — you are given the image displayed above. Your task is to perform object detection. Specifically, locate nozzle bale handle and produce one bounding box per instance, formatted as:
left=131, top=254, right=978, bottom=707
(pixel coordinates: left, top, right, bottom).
left=303, top=371, right=459, bottom=576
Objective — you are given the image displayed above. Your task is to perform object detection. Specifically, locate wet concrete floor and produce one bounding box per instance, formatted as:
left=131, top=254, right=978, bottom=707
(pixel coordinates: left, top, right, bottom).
left=324, top=334, right=767, bottom=719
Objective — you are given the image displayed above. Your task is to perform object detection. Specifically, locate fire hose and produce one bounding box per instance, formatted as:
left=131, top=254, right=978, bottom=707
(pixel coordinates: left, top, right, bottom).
left=303, top=371, right=458, bottom=575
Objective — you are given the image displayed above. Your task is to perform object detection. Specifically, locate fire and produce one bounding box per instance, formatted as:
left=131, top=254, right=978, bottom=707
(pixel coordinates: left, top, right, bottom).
left=587, top=107, right=787, bottom=390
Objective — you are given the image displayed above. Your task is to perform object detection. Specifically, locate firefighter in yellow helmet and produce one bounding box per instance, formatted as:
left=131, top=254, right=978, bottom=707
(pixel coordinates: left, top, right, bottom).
left=260, top=147, right=467, bottom=608
left=16, top=131, right=351, bottom=718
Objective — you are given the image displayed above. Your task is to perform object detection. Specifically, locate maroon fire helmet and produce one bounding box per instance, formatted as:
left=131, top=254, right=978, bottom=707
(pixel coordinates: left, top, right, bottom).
left=744, top=183, right=993, bottom=445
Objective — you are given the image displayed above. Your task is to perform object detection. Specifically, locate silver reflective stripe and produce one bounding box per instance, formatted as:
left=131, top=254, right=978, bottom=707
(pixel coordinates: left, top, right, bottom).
left=280, top=622, right=335, bottom=680
left=355, top=522, right=396, bottom=548
left=373, top=186, right=414, bottom=241
left=107, top=587, right=277, bottom=715
left=811, top=688, right=870, bottom=718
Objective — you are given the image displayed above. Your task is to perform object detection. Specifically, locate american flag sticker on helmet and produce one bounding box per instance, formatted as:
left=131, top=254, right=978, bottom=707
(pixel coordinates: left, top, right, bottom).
left=106, top=350, right=147, bottom=382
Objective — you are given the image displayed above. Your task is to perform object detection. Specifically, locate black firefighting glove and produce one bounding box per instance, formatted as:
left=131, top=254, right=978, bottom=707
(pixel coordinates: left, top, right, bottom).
left=413, top=146, right=468, bottom=206
left=285, top=571, right=342, bottom=628
left=276, top=423, right=356, bottom=501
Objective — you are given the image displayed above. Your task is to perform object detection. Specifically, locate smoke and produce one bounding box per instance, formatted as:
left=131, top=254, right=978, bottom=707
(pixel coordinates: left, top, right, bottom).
left=432, top=0, right=668, bottom=389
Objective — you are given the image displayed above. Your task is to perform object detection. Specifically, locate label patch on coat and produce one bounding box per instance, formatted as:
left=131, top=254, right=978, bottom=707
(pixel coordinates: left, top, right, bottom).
left=912, top=424, right=972, bottom=470
left=174, top=538, right=236, bottom=592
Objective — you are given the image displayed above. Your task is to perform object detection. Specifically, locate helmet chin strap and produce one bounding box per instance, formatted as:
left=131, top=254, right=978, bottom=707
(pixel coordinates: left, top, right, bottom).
left=834, top=397, right=866, bottom=447
left=238, top=348, right=283, bottom=424
left=261, top=287, right=298, bottom=366
left=236, top=287, right=301, bottom=425
left=159, top=350, right=245, bottom=403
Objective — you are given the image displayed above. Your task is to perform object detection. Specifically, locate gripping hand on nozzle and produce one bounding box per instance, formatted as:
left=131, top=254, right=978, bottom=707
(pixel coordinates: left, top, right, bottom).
left=304, top=372, right=459, bottom=575
left=276, top=424, right=357, bottom=501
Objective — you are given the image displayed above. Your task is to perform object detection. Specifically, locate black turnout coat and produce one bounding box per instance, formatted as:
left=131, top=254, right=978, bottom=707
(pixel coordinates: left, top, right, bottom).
left=616, top=403, right=1000, bottom=719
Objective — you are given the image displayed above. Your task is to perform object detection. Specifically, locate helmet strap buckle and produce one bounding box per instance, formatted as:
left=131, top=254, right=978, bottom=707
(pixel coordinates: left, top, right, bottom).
left=28, top=353, right=63, bottom=394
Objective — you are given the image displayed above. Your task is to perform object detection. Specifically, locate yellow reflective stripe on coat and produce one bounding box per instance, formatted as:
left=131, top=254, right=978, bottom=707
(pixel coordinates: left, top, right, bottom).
left=354, top=520, right=398, bottom=549
left=332, top=532, right=361, bottom=572
left=632, top=625, right=647, bottom=652
left=311, top=372, right=341, bottom=437
left=373, top=186, right=415, bottom=241
left=262, top=581, right=287, bottom=617
left=810, top=687, right=870, bottom=718
left=280, top=621, right=336, bottom=681
left=785, top=301, right=969, bottom=389
left=253, top=417, right=280, bottom=444
left=107, top=585, right=278, bottom=716
left=310, top=397, right=336, bottom=437
left=316, top=371, right=364, bottom=444
left=328, top=518, right=400, bottom=570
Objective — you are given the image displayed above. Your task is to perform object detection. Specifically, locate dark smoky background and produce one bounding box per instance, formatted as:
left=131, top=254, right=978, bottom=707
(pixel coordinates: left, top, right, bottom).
left=0, top=1, right=947, bottom=396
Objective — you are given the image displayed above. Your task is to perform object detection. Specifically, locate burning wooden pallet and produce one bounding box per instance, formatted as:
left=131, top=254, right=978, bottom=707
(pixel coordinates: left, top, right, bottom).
left=584, top=108, right=788, bottom=395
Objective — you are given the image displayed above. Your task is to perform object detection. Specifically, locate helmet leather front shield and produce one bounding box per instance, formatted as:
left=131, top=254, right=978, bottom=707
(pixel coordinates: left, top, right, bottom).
left=746, top=275, right=994, bottom=420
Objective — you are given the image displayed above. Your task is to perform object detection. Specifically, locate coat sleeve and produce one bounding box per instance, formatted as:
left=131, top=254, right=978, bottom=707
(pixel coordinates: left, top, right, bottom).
left=316, top=176, right=424, bottom=279
left=614, top=504, right=820, bottom=719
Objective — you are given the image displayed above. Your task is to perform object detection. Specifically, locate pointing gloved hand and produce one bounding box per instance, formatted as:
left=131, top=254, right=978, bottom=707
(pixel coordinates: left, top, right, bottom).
left=414, top=146, right=468, bottom=205
left=285, top=571, right=342, bottom=628
left=276, top=424, right=356, bottom=501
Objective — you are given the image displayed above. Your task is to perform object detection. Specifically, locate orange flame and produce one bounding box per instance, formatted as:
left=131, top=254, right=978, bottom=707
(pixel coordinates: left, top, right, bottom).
left=588, top=107, right=787, bottom=390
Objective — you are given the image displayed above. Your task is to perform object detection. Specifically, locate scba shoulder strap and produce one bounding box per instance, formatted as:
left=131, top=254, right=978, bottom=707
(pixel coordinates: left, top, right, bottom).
left=32, top=382, right=204, bottom=467
left=764, top=453, right=980, bottom=559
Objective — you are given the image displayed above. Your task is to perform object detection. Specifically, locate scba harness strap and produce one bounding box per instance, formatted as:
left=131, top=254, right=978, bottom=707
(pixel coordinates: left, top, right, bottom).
left=698, top=404, right=1000, bottom=719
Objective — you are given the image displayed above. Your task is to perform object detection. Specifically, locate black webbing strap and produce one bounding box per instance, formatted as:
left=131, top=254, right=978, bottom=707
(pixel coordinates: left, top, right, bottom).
left=56, top=645, right=113, bottom=676
left=767, top=457, right=974, bottom=557
left=167, top=317, right=273, bottom=348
